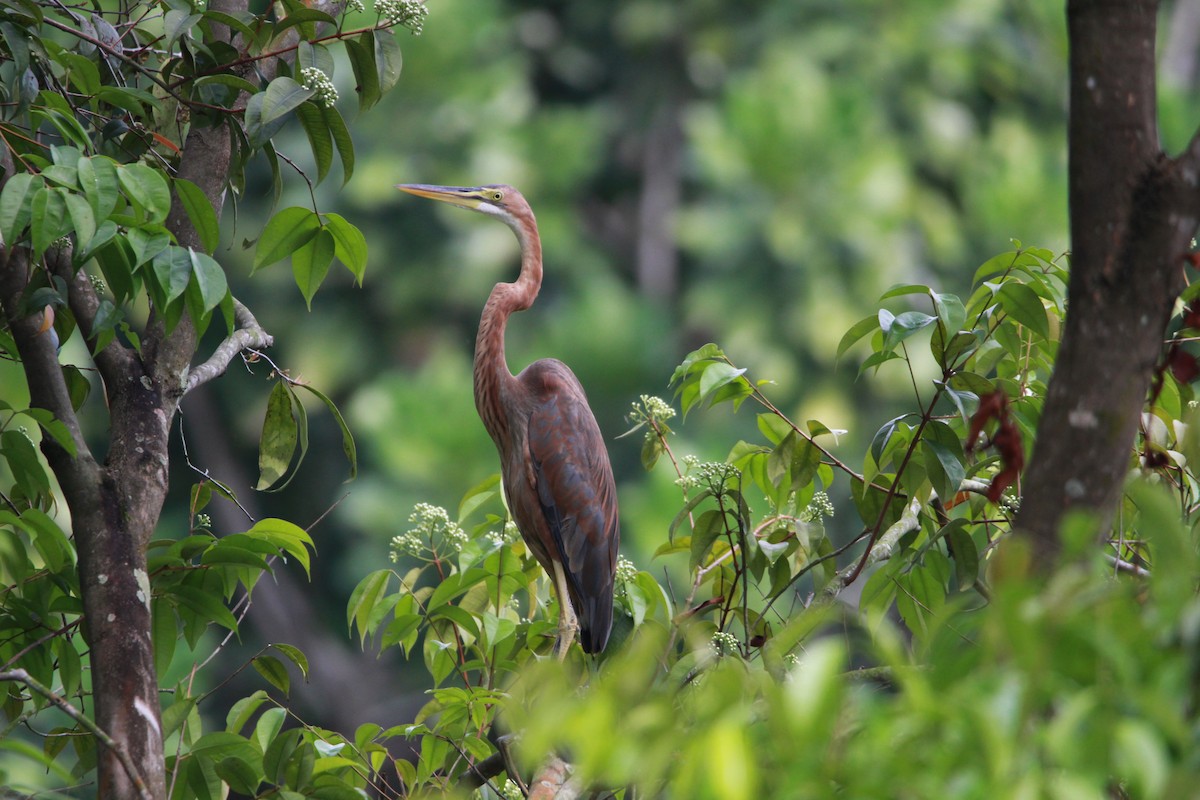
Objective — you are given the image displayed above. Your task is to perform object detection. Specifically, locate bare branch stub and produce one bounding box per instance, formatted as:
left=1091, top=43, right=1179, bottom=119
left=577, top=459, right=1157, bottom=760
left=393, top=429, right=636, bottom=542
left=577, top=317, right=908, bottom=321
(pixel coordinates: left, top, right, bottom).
left=185, top=298, right=275, bottom=394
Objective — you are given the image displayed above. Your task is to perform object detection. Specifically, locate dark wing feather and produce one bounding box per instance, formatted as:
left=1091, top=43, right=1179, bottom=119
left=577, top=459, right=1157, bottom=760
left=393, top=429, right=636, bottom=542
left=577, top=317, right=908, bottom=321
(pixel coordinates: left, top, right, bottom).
left=524, top=365, right=619, bottom=654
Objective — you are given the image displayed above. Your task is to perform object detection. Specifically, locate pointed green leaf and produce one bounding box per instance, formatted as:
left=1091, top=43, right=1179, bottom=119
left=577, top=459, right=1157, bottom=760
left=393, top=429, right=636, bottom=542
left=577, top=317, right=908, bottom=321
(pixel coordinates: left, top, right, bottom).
left=117, top=163, right=171, bottom=223
left=253, top=206, right=321, bottom=272
left=245, top=77, right=314, bottom=147
left=374, top=27, right=402, bottom=93
left=295, top=102, right=333, bottom=184
left=77, top=156, right=119, bottom=219
left=257, top=382, right=298, bottom=491
left=346, top=33, right=381, bottom=111
left=836, top=314, right=880, bottom=361
left=323, top=105, right=355, bottom=185
left=292, top=228, right=335, bottom=308
left=189, top=250, right=228, bottom=312
left=292, top=381, right=357, bottom=481
left=175, top=178, right=220, bottom=253
left=997, top=281, right=1049, bottom=339
left=323, top=212, right=367, bottom=284
left=0, top=172, right=40, bottom=244
left=252, top=655, right=290, bottom=695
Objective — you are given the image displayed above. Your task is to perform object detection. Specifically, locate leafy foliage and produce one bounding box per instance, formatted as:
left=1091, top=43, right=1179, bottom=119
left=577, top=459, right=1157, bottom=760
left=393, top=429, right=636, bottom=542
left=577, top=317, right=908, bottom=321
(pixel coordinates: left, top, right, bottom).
left=336, top=244, right=1200, bottom=797
left=0, top=0, right=413, bottom=795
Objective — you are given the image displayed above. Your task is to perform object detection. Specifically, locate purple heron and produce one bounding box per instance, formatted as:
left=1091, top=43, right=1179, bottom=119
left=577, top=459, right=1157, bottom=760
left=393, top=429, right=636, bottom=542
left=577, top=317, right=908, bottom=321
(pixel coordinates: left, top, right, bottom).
left=396, top=183, right=620, bottom=660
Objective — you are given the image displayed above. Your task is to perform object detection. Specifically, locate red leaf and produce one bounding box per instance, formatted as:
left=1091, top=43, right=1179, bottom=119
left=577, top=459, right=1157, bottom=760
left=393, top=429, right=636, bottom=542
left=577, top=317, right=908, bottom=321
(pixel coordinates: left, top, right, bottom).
left=1168, top=346, right=1200, bottom=384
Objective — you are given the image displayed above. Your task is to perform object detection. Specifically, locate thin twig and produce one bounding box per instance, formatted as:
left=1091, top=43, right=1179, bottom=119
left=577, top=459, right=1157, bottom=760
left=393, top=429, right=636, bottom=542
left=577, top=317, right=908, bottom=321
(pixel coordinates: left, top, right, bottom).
left=184, top=299, right=275, bottom=393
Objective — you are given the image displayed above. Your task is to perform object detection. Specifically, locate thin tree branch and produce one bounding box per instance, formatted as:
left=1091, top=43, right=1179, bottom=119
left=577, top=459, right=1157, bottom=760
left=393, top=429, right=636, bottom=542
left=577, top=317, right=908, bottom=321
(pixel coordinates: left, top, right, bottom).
left=184, top=299, right=274, bottom=393
left=0, top=669, right=153, bottom=800
left=824, top=495, right=924, bottom=599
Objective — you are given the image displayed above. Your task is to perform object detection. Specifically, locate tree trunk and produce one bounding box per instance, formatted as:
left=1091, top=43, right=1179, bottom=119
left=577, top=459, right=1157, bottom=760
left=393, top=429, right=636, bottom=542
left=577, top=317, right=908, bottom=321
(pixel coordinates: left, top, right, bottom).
left=1015, top=0, right=1200, bottom=563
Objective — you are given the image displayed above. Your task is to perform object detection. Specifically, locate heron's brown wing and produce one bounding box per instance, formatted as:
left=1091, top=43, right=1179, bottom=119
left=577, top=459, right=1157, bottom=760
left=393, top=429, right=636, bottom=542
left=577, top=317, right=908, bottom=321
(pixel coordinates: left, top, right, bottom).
left=525, top=375, right=619, bottom=654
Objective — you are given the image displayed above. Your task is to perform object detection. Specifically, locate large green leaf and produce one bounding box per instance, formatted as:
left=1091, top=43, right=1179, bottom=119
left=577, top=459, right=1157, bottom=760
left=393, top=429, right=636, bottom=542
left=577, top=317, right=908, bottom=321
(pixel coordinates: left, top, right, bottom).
left=997, top=281, right=1049, bottom=339
left=253, top=206, right=321, bottom=272
left=77, top=156, right=120, bottom=219
left=117, top=163, right=172, bottom=223
left=175, top=178, right=220, bottom=253
left=189, top=250, right=228, bottom=312
left=0, top=172, right=41, bottom=243
left=244, top=77, right=313, bottom=147
left=295, top=102, right=333, bottom=184
left=323, top=213, right=367, bottom=284
left=257, top=381, right=299, bottom=491
left=292, top=227, right=335, bottom=309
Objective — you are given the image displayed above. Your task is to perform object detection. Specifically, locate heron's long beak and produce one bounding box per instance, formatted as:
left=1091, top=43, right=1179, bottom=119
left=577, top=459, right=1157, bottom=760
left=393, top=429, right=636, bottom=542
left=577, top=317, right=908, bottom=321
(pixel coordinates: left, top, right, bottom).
left=396, top=183, right=484, bottom=211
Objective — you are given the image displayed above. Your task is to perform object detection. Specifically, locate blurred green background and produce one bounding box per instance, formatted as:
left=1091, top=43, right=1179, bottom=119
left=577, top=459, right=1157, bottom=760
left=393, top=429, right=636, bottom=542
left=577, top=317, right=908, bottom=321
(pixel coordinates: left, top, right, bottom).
left=221, top=0, right=1074, bottom=583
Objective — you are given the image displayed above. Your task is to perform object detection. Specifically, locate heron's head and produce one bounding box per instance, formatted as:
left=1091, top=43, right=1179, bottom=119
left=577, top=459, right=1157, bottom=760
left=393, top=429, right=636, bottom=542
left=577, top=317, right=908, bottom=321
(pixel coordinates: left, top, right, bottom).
left=396, top=183, right=534, bottom=240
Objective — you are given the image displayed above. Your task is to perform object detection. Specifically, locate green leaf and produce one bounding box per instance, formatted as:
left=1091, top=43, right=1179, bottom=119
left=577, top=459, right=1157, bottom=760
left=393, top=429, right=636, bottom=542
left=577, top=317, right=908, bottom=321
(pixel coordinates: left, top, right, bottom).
left=931, top=290, right=967, bottom=334
left=77, top=156, right=120, bottom=219
left=946, top=521, right=979, bottom=589
left=292, top=228, right=335, bottom=309
left=295, top=102, right=333, bottom=184
left=271, top=643, right=309, bottom=681
left=242, top=518, right=314, bottom=578
left=30, top=187, right=69, bottom=258
left=175, top=178, right=220, bottom=253
left=117, top=163, right=172, bottom=223
left=170, top=584, right=240, bottom=632
left=997, top=281, right=1049, bottom=339
left=150, top=246, right=193, bottom=305
left=346, top=33, right=381, bottom=111
left=252, top=655, right=291, bottom=695
left=163, top=9, right=202, bottom=48
left=836, top=314, right=880, bottom=361
left=63, top=192, right=96, bottom=251
left=881, top=310, right=937, bottom=353
left=698, top=362, right=747, bottom=402
left=226, top=690, right=270, bottom=734
left=690, top=508, right=725, bottom=570
left=189, top=250, right=229, bottom=313
left=253, top=207, right=321, bottom=272
left=245, top=76, right=313, bottom=147
left=347, top=569, right=392, bottom=643
left=257, top=382, right=299, bottom=491
left=323, top=105, right=355, bottom=185
left=323, top=213, right=367, bottom=284
left=292, top=382, right=357, bottom=481
left=0, top=173, right=41, bottom=243
left=879, top=283, right=929, bottom=300
left=374, top=27, right=403, bottom=94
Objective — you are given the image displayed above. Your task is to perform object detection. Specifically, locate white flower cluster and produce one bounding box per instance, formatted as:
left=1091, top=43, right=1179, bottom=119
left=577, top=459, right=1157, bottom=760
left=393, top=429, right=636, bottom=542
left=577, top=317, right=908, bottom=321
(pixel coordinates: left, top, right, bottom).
left=486, top=520, right=520, bottom=547
left=345, top=0, right=365, bottom=12
left=375, top=0, right=428, bottom=34
left=710, top=630, right=739, bottom=657
left=300, top=67, right=337, bottom=107
left=630, top=394, right=676, bottom=424
left=798, top=491, right=835, bottom=522
left=195, top=513, right=211, bottom=529
left=615, top=555, right=638, bottom=583
left=390, top=503, right=467, bottom=560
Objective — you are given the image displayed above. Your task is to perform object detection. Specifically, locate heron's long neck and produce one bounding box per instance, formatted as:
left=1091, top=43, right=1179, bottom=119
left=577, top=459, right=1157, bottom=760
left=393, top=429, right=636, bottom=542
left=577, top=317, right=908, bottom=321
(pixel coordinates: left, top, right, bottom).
left=474, top=221, right=543, bottom=447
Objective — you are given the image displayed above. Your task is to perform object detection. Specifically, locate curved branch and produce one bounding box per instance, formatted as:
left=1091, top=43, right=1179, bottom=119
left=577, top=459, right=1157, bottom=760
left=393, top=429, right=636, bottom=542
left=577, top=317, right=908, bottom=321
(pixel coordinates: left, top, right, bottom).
left=184, top=298, right=274, bottom=393
left=0, top=669, right=153, bottom=800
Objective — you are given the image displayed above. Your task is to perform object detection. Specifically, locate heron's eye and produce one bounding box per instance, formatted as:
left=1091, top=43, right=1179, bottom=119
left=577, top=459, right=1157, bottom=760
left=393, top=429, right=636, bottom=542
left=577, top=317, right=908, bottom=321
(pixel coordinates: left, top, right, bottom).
left=490, top=190, right=504, bottom=202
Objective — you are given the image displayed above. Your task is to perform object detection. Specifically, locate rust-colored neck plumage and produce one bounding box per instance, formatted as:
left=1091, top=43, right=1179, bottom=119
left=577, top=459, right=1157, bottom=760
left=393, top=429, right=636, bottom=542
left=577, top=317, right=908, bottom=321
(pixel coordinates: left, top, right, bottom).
left=474, top=212, right=543, bottom=447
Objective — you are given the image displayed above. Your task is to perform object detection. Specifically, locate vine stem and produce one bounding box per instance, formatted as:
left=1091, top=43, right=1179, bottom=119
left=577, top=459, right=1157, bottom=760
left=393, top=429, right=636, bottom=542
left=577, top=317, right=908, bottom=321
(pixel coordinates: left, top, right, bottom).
left=0, top=669, right=154, bottom=800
